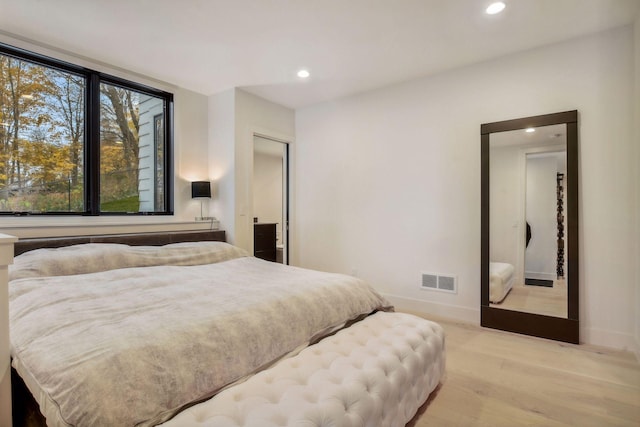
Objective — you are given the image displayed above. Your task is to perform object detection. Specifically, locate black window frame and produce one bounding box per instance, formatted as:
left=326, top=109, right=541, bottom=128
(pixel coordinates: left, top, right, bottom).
left=0, top=42, right=174, bottom=216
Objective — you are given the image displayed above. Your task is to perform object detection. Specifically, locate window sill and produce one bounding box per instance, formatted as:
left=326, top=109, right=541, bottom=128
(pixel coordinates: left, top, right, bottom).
left=0, top=217, right=216, bottom=236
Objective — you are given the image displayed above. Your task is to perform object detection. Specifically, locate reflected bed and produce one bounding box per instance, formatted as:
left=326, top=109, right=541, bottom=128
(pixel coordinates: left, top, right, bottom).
left=489, top=262, right=514, bottom=304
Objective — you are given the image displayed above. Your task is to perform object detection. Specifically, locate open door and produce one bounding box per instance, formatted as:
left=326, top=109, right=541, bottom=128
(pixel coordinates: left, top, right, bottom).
left=252, top=135, right=289, bottom=264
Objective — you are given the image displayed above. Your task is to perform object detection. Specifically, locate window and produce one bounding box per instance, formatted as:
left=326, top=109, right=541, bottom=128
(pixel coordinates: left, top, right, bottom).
left=0, top=43, right=173, bottom=215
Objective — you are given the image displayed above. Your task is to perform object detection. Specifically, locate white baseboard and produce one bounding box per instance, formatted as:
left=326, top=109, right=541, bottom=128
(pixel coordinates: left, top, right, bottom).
left=382, top=293, right=639, bottom=354
left=580, top=326, right=640, bottom=354
left=381, top=293, right=480, bottom=324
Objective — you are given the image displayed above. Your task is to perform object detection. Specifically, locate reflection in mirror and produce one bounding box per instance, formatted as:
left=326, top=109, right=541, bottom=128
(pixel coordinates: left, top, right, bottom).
left=481, top=110, right=578, bottom=343
left=489, top=124, right=568, bottom=318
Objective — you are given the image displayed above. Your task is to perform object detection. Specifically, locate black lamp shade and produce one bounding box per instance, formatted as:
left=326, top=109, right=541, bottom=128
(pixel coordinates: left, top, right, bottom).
left=191, top=181, right=211, bottom=198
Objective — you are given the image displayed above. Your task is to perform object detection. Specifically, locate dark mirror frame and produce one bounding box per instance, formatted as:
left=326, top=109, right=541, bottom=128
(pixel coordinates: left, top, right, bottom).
left=481, top=110, right=579, bottom=344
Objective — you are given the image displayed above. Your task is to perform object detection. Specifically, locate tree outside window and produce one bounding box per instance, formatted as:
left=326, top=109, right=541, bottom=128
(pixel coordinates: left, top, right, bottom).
left=0, top=46, right=172, bottom=215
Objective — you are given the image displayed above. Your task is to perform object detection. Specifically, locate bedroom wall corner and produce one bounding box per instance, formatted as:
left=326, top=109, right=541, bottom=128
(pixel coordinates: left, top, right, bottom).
left=207, top=89, right=295, bottom=251
left=208, top=89, right=237, bottom=243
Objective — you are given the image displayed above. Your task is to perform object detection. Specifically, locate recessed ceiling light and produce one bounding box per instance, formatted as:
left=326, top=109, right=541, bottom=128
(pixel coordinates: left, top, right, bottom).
left=525, top=128, right=535, bottom=133
left=486, top=2, right=506, bottom=15
left=297, top=69, right=310, bottom=79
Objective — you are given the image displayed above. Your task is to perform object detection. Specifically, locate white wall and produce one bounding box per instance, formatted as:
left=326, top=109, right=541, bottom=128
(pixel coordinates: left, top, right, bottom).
left=253, top=150, right=283, bottom=223
left=174, top=88, right=212, bottom=219
left=524, top=154, right=559, bottom=281
left=137, top=95, right=165, bottom=212
left=208, top=89, right=237, bottom=242
left=295, top=26, right=637, bottom=349
left=489, top=145, right=521, bottom=277
left=0, top=33, right=212, bottom=238
left=253, top=148, right=284, bottom=244
left=208, top=89, right=294, bottom=251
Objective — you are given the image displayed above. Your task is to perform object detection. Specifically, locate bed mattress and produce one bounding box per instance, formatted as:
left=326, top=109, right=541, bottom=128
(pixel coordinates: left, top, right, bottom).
left=161, top=311, right=446, bottom=427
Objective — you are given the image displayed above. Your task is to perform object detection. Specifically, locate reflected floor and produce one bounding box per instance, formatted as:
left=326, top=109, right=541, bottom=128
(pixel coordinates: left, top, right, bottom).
left=491, top=279, right=567, bottom=318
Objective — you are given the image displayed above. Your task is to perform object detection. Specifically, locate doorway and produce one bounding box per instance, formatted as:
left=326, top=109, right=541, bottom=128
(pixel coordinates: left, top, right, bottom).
left=252, top=135, right=289, bottom=264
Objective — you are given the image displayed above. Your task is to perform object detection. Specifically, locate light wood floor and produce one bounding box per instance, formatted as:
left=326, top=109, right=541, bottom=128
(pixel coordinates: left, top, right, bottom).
left=491, top=279, right=568, bottom=318
left=405, top=312, right=640, bottom=426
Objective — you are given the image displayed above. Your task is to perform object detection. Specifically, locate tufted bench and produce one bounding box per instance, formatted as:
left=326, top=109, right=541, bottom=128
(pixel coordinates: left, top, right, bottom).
left=161, top=312, right=446, bottom=427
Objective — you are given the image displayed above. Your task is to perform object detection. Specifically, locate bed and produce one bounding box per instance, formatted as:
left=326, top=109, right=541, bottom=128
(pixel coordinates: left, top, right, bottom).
left=489, top=261, right=515, bottom=303
left=8, top=231, right=445, bottom=426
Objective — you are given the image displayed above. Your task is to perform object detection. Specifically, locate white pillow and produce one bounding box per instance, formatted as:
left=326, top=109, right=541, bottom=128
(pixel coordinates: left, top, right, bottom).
left=10, top=241, right=249, bottom=281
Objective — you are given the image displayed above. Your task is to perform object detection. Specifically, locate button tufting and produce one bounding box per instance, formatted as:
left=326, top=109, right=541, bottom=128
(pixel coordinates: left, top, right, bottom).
left=303, top=391, right=319, bottom=403
left=266, top=392, right=281, bottom=404
left=162, top=312, right=445, bottom=427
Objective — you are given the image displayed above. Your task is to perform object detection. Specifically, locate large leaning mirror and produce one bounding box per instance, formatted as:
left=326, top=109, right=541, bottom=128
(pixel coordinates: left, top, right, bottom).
left=481, top=111, right=579, bottom=344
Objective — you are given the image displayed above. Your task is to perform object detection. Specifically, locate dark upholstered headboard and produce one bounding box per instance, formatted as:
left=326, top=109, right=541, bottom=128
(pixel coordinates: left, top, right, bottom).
left=14, top=230, right=226, bottom=256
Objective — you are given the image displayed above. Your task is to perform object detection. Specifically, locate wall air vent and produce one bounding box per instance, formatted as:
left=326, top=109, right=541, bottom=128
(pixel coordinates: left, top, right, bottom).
left=420, top=272, right=457, bottom=294
left=421, top=273, right=438, bottom=289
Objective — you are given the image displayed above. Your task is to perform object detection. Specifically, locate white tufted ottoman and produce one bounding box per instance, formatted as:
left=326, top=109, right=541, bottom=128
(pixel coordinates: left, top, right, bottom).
left=162, top=312, right=445, bottom=427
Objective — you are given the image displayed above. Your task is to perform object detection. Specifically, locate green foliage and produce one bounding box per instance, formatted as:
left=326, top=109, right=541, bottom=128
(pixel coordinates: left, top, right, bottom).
left=0, top=183, right=83, bottom=212
left=0, top=52, right=144, bottom=213
left=101, top=195, right=139, bottom=212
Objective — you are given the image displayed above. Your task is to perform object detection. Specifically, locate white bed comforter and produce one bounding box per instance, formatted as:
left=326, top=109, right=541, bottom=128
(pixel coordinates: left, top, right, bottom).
left=9, top=243, right=391, bottom=427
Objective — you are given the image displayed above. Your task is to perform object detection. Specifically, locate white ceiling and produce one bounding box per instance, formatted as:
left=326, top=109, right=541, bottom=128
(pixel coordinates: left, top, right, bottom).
left=0, top=0, right=638, bottom=109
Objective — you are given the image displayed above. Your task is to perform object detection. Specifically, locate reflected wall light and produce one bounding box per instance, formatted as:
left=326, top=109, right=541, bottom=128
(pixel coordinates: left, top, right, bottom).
left=191, top=180, right=211, bottom=221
